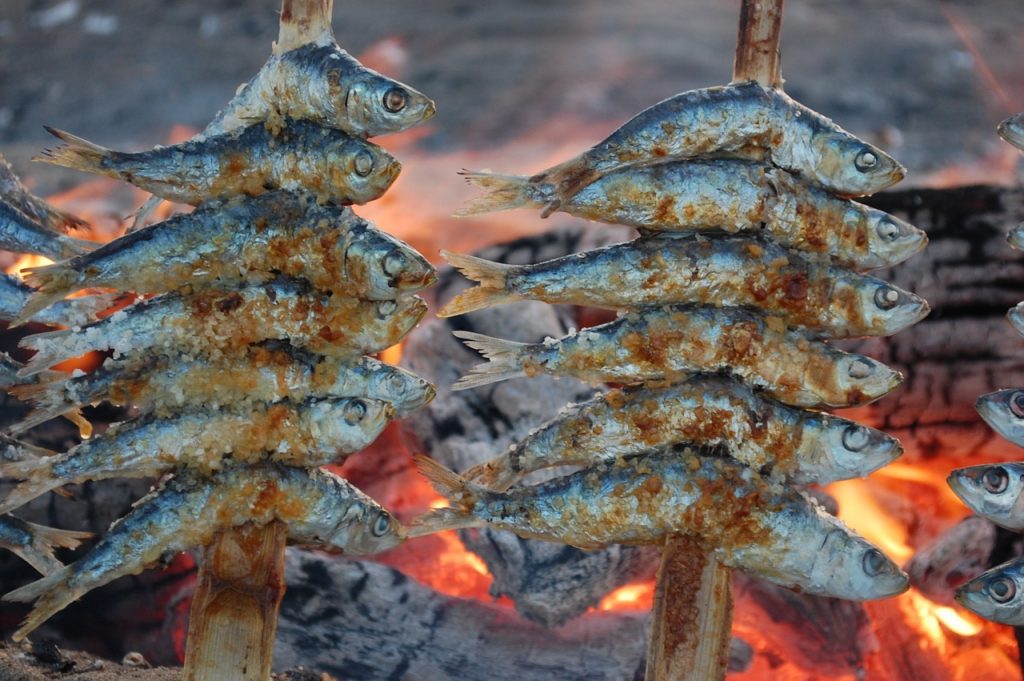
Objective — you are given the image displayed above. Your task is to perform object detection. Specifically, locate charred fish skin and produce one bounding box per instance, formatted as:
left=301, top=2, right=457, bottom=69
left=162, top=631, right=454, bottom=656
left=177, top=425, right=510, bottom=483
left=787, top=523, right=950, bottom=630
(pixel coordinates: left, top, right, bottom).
left=2, top=462, right=404, bottom=641
left=417, top=449, right=908, bottom=600
left=947, top=463, right=1024, bottom=531
left=18, top=193, right=434, bottom=321
left=956, top=558, right=1024, bottom=626
left=0, top=273, right=114, bottom=328
left=441, top=235, right=928, bottom=337
left=207, top=43, right=435, bottom=139
left=0, top=397, right=394, bottom=513
left=0, top=153, right=85, bottom=233
left=453, top=305, right=902, bottom=408
left=0, top=200, right=93, bottom=260
left=976, top=390, right=1024, bottom=448
left=36, top=119, right=401, bottom=207
left=0, top=514, right=92, bottom=575
left=10, top=345, right=434, bottom=434
left=19, top=280, right=427, bottom=375
left=458, top=160, right=924, bottom=272
left=465, top=376, right=901, bottom=489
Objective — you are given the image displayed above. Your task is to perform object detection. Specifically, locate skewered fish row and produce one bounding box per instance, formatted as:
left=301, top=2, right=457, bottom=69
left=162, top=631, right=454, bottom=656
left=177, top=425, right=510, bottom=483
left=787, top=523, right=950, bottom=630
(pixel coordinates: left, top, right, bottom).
left=433, top=73, right=926, bottom=606
left=949, top=111, right=1024, bottom=626
left=0, top=5, right=439, bottom=647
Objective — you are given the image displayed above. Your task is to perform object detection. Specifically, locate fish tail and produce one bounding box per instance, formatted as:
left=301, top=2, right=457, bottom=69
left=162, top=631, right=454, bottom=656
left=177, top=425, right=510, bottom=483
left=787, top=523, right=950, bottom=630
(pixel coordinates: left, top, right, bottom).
left=7, top=381, right=70, bottom=434
left=450, top=331, right=529, bottom=391
left=0, top=459, right=59, bottom=513
left=15, top=521, right=92, bottom=575
left=461, top=460, right=515, bottom=491
left=438, top=250, right=521, bottom=317
left=18, top=329, right=75, bottom=375
left=35, top=127, right=115, bottom=178
left=408, top=455, right=486, bottom=537
left=453, top=170, right=547, bottom=216
left=3, top=567, right=75, bottom=641
left=16, top=263, right=87, bottom=325
left=26, top=521, right=93, bottom=551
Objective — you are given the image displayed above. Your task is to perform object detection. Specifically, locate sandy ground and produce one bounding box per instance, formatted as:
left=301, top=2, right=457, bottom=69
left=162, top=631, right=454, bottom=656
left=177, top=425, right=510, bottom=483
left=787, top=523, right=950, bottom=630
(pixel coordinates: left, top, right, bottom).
left=0, top=0, right=1023, bottom=195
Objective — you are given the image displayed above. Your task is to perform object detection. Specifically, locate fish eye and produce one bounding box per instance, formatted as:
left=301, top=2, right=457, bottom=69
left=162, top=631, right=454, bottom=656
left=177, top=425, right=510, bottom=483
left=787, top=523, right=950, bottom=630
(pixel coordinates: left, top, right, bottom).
left=383, top=87, right=408, bottom=113
left=848, top=359, right=874, bottom=379
left=388, top=374, right=407, bottom=390
left=1010, top=391, right=1024, bottom=419
left=855, top=149, right=879, bottom=172
left=862, top=549, right=887, bottom=576
left=343, top=399, right=368, bottom=425
left=371, top=511, right=392, bottom=537
left=382, top=249, right=408, bottom=277
left=353, top=150, right=375, bottom=177
left=873, top=286, right=900, bottom=310
left=988, top=576, right=1017, bottom=603
left=876, top=219, right=900, bottom=242
left=983, top=467, right=1009, bottom=494
left=377, top=300, right=398, bottom=317
left=842, top=425, right=870, bottom=452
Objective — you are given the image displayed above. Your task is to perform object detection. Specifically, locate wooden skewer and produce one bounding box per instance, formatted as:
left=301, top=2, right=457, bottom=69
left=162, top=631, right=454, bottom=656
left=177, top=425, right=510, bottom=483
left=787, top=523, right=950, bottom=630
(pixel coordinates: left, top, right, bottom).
left=276, top=0, right=335, bottom=54
left=646, top=2, right=783, bottom=680
left=182, top=521, right=289, bottom=681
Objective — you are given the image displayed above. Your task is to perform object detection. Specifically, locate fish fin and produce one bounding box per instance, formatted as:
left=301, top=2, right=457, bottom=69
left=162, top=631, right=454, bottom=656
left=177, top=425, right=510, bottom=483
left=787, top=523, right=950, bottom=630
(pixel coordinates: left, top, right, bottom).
left=450, top=331, right=528, bottom=391
left=408, top=455, right=486, bottom=536
left=125, top=195, right=163, bottom=234
left=17, top=263, right=85, bottom=325
left=25, top=521, right=93, bottom=550
left=453, top=170, right=544, bottom=217
left=0, top=433, right=57, bottom=459
left=3, top=567, right=75, bottom=641
left=461, top=460, right=514, bottom=491
left=35, top=127, right=114, bottom=178
left=406, top=507, right=482, bottom=537
left=0, top=458, right=59, bottom=513
left=14, top=521, right=91, bottom=576
left=438, top=250, right=520, bottom=317
left=18, top=329, right=74, bottom=375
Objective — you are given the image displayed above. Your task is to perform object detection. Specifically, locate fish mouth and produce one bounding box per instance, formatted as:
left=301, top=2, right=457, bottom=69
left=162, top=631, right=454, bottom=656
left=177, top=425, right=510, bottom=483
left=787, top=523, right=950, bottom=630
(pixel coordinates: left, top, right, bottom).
left=1008, top=304, right=1024, bottom=336
left=998, top=114, right=1024, bottom=151
left=420, top=98, right=437, bottom=122
left=1008, top=226, right=1024, bottom=251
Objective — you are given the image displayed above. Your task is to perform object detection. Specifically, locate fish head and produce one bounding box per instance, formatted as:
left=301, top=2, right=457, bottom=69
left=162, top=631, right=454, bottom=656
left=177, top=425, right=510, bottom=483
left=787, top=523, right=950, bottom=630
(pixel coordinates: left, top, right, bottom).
left=343, top=71, right=436, bottom=137
left=309, top=397, right=394, bottom=451
left=326, top=503, right=406, bottom=555
left=368, top=365, right=437, bottom=416
left=328, top=138, right=402, bottom=204
left=1009, top=303, right=1024, bottom=336
left=1007, top=225, right=1024, bottom=251
left=818, top=417, right=903, bottom=478
left=810, top=528, right=909, bottom=599
left=344, top=227, right=437, bottom=298
left=849, top=278, right=929, bottom=336
left=947, top=463, right=1024, bottom=531
left=956, top=560, right=1024, bottom=625
left=375, top=296, right=428, bottom=338
left=810, top=132, right=905, bottom=196
left=976, top=389, right=1024, bottom=447
left=998, top=112, right=1024, bottom=152
left=837, top=355, right=902, bottom=406
left=854, top=206, right=928, bottom=269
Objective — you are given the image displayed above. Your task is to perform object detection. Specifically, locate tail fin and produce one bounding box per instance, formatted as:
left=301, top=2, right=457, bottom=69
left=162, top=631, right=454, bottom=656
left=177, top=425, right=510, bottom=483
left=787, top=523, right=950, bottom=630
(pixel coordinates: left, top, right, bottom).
left=16, top=263, right=87, bottom=324
left=451, top=331, right=529, bottom=391
left=438, top=250, right=521, bottom=317
left=3, top=567, right=75, bottom=641
left=453, top=170, right=547, bottom=217
left=0, top=458, right=60, bottom=514
left=461, top=460, right=516, bottom=492
left=0, top=434, right=57, bottom=460
left=13, top=520, right=92, bottom=575
left=408, top=455, right=486, bottom=537
left=34, top=127, right=115, bottom=178
left=18, top=328, right=75, bottom=376
left=25, top=521, right=92, bottom=550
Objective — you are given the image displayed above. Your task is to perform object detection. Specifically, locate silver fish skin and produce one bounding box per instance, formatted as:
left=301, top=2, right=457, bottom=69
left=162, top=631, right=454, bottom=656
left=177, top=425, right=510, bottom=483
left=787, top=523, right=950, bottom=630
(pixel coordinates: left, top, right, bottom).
left=0, top=154, right=86, bottom=234
left=18, top=192, right=434, bottom=322
left=10, top=344, right=434, bottom=434
left=956, top=558, right=1024, bottom=625
left=1008, top=302, right=1024, bottom=337
left=0, top=200, right=94, bottom=260
left=452, top=304, right=902, bottom=409
left=0, top=352, right=26, bottom=391
left=3, top=462, right=404, bottom=641
left=0, top=514, right=92, bottom=575
left=998, top=112, right=1024, bottom=153
left=35, top=119, right=400, bottom=206
left=18, top=279, right=426, bottom=375
left=947, top=463, right=1024, bottom=531
left=440, top=235, right=928, bottom=337
left=0, top=273, right=114, bottom=328
left=1008, top=225, right=1024, bottom=251
left=414, top=449, right=908, bottom=600
left=206, top=42, right=435, bottom=139
left=464, top=376, right=901, bottom=489
left=0, top=397, right=394, bottom=513
left=976, top=390, right=1024, bottom=448
left=459, top=82, right=903, bottom=215
left=457, top=160, right=923, bottom=272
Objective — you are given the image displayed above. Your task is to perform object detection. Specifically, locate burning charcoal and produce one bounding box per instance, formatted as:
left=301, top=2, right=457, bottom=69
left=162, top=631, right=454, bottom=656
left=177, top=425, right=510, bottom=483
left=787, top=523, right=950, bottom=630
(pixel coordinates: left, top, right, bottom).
left=274, top=550, right=651, bottom=681
left=906, top=516, right=998, bottom=607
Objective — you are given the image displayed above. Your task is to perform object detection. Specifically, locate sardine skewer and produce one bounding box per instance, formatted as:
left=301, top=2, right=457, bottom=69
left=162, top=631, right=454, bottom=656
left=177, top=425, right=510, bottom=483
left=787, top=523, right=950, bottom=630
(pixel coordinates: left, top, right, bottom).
left=0, top=201, right=94, bottom=260
left=956, top=558, right=1024, bottom=626
left=0, top=153, right=86, bottom=234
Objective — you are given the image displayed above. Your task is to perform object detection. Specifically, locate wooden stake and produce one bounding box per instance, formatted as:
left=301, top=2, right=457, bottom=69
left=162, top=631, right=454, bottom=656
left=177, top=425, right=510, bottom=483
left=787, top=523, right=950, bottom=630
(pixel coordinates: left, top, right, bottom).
left=645, top=536, right=733, bottom=681
left=647, top=4, right=784, bottom=680
left=183, top=521, right=289, bottom=681
left=276, top=0, right=335, bottom=54
left=732, top=0, right=785, bottom=88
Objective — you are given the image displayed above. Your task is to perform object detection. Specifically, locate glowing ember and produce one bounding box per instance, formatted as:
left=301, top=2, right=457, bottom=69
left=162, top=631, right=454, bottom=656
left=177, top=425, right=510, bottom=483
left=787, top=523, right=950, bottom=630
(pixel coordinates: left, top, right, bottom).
left=598, top=582, right=654, bottom=612
left=4, top=253, right=52, bottom=279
